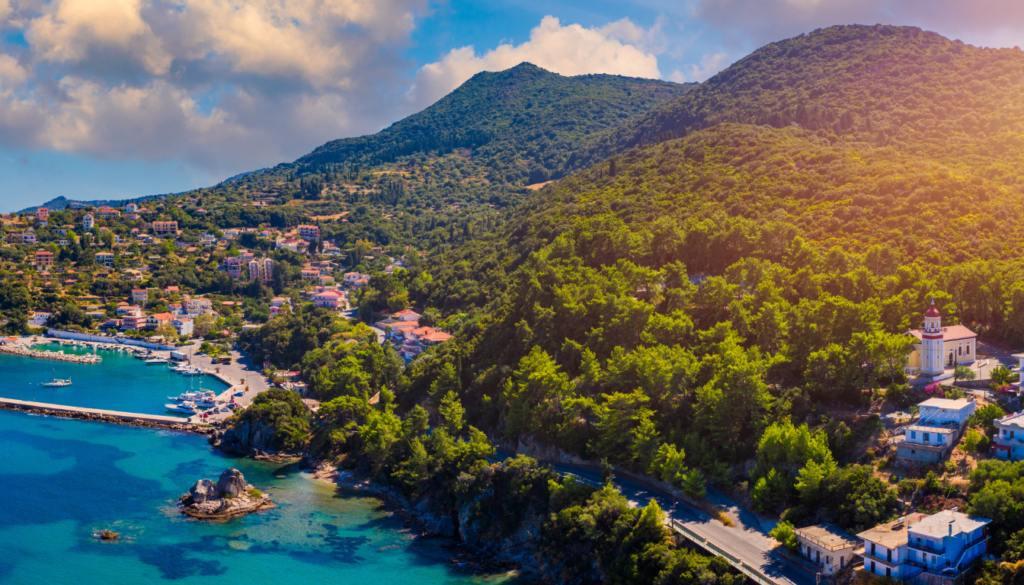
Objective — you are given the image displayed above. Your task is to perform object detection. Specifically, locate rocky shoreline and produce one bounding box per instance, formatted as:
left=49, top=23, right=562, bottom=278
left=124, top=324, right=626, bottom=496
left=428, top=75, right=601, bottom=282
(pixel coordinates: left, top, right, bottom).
left=0, top=402, right=207, bottom=433
left=307, top=460, right=530, bottom=576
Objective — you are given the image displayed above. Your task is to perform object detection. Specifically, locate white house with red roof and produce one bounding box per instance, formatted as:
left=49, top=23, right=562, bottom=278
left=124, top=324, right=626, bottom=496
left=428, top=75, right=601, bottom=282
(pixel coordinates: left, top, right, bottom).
left=904, top=299, right=976, bottom=382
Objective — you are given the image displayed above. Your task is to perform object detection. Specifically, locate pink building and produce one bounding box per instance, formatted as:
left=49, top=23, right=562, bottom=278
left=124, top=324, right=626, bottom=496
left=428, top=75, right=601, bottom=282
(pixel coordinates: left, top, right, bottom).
left=313, top=290, right=344, bottom=310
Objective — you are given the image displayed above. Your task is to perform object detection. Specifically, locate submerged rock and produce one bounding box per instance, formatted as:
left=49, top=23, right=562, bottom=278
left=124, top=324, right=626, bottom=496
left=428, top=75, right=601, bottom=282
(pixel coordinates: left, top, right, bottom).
left=99, top=530, right=120, bottom=540
left=179, top=468, right=273, bottom=520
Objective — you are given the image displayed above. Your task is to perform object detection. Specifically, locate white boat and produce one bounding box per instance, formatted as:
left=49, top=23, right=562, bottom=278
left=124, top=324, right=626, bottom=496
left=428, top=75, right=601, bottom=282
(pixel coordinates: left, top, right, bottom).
left=145, top=357, right=168, bottom=365
left=43, top=378, right=72, bottom=387
left=167, top=390, right=215, bottom=402
left=195, top=397, right=218, bottom=409
left=180, top=367, right=203, bottom=376
left=165, top=401, right=200, bottom=414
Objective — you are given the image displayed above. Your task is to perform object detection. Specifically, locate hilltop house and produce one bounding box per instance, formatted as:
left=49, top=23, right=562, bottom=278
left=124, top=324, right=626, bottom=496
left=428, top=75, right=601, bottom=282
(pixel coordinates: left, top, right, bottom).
left=896, top=398, right=976, bottom=463
left=82, top=214, right=94, bottom=230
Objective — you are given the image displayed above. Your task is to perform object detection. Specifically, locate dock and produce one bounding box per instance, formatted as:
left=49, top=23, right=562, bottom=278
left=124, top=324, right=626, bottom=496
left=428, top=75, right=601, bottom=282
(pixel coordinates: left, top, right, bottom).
left=0, top=397, right=192, bottom=425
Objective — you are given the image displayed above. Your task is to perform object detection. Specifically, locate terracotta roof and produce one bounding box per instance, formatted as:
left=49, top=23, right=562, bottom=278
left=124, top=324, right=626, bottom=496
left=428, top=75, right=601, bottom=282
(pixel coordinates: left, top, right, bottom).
left=907, top=324, right=976, bottom=342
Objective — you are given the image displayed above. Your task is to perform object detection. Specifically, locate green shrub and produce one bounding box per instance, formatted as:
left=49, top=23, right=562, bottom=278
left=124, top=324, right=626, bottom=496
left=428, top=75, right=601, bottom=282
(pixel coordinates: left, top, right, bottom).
left=248, top=489, right=263, bottom=498
left=770, top=521, right=800, bottom=552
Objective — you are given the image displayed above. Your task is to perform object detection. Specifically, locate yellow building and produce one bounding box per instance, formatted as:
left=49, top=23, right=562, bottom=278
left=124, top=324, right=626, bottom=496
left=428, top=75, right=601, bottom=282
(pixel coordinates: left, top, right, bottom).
left=904, top=300, right=976, bottom=381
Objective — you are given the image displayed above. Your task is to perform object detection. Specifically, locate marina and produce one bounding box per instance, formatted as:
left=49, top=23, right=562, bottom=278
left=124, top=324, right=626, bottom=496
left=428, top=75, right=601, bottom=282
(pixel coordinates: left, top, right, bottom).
left=0, top=341, right=231, bottom=417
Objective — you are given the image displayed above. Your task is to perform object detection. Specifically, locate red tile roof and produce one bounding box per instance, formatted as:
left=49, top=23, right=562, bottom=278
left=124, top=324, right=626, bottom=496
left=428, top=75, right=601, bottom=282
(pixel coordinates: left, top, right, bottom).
left=908, top=324, right=976, bottom=342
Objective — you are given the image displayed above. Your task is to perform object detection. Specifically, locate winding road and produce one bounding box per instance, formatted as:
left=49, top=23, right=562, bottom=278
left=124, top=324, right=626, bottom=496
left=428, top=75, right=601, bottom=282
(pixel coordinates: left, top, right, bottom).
left=495, top=450, right=816, bottom=585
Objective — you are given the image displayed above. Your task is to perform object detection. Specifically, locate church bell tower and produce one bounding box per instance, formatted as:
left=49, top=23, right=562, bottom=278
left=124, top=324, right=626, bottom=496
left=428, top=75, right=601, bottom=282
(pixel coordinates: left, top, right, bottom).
left=920, top=299, right=944, bottom=376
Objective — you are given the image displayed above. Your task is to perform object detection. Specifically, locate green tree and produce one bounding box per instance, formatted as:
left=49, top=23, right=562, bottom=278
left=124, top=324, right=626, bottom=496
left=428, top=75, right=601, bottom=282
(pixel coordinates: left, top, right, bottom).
left=438, top=390, right=465, bottom=436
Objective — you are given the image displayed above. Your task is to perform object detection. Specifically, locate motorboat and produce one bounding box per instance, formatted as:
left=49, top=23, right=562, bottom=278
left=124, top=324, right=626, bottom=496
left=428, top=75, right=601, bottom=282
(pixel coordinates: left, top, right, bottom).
left=165, top=401, right=200, bottom=414
left=145, top=357, right=168, bottom=365
left=167, top=390, right=216, bottom=402
left=43, top=378, right=72, bottom=387
left=195, top=397, right=218, bottom=409
left=179, top=366, right=203, bottom=376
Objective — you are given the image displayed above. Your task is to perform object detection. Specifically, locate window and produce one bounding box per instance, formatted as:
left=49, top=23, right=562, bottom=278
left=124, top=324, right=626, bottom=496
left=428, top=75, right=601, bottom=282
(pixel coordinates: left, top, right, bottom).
left=871, top=562, right=876, bottom=574
left=911, top=431, right=917, bottom=439
left=886, top=568, right=891, bottom=577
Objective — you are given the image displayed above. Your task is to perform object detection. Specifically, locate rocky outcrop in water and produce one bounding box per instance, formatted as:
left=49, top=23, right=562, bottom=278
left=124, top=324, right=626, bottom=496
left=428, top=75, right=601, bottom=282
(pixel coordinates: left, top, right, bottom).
left=179, top=468, right=274, bottom=519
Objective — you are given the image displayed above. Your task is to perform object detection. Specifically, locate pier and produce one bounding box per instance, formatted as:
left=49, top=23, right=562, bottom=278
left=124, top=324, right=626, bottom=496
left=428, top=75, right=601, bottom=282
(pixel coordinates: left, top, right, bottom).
left=0, top=397, right=194, bottom=426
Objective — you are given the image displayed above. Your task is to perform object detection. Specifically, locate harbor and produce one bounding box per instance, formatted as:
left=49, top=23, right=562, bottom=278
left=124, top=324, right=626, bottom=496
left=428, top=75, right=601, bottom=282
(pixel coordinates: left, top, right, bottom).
left=0, top=335, right=270, bottom=424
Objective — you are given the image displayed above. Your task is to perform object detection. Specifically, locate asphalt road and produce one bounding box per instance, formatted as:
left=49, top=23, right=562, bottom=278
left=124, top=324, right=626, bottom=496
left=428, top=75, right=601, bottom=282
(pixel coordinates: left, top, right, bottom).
left=495, top=451, right=815, bottom=585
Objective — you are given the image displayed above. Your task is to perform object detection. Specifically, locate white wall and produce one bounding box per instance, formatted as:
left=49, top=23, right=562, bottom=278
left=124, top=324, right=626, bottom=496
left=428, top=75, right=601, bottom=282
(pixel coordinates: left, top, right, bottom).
left=47, top=329, right=177, bottom=351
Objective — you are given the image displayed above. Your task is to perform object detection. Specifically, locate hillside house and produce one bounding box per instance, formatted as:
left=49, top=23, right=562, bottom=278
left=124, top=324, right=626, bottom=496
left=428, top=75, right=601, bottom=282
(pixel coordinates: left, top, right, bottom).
left=897, top=398, right=976, bottom=463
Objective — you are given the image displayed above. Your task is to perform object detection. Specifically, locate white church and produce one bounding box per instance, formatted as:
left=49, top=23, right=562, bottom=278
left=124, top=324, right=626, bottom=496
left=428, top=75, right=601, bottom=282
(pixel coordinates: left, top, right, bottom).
left=904, top=300, right=977, bottom=383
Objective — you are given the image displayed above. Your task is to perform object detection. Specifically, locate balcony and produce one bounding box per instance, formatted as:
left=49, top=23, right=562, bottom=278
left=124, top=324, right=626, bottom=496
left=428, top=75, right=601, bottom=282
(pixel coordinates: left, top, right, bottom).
left=909, top=540, right=945, bottom=555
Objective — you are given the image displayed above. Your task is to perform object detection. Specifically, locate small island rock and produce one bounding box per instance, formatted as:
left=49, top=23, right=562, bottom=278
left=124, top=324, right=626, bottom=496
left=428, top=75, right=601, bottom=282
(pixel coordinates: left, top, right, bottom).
left=216, top=468, right=247, bottom=497
left=190, top=479, right=218, bottom=503
left=179, top=468, right=273, bottom=520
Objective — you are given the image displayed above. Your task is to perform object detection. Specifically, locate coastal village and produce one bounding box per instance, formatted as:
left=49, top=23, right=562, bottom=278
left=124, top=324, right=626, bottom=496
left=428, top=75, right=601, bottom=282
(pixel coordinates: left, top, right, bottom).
left=1, top=200, right=1022, bottom=585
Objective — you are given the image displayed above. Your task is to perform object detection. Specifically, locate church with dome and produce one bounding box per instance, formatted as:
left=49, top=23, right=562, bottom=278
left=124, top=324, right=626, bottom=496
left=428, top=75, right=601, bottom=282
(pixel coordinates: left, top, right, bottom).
left=904, top=300, right=977, bottom=383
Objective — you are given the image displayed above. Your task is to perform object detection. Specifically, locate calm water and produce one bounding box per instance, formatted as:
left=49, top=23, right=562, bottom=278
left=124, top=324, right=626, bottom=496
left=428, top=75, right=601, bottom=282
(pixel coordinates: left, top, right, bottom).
left=0, top=410, right=528, bottom=584
left=0, top=343, right=229, bottom=416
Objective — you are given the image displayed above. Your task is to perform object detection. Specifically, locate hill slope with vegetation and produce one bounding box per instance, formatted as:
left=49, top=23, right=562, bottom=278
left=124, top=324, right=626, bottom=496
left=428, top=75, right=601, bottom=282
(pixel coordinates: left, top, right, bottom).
left=577, top=24, right=1024, bottom=178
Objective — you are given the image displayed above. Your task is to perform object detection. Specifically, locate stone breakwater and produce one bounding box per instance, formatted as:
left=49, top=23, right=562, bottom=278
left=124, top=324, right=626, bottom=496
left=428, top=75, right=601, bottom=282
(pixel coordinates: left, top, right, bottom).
left=0, top=401, right=207, bottom=433
left=0, top=344, right=102, bottom=363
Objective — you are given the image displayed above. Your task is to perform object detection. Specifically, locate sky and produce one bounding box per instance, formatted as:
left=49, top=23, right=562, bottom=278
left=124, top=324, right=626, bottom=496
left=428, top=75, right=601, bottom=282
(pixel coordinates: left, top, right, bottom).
left=2, top=0, right=1024, bottom=212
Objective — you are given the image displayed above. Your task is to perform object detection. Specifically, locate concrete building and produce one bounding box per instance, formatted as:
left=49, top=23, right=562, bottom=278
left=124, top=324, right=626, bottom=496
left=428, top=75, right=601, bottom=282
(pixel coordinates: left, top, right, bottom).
left=859, top=514, right=927, bottom=579
left=182, top=297, right=213, bottom=316
left=152, top=221, right=178, bottom=235
left=313, top=290, right=344, bottom=310
left=223, top=256, right=243, bottom=279
left=82, top=214, right=94, bottom=230
left=34, top=250, right=53, bottom=270
left=993, top=411, right=1024, bottom=460
left=248, top=258, right=274, bottom=283
left=905, top=510, right=990, bottom=580
left=131, top=289, right=149, bottom=305
left=297, top=224, right=320, bottom=241
left=95, top=252, right=114, bottom=267
left=794, top=524, right=859, bottom=576
left=897, top=398, right=976, bottom=464
left=171, top=317, right=193, bottom=336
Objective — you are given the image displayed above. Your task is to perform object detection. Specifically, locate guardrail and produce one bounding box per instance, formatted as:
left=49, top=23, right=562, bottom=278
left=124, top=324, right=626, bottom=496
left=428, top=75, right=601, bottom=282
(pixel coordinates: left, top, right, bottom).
left=672, top=520, right=778, bottom=585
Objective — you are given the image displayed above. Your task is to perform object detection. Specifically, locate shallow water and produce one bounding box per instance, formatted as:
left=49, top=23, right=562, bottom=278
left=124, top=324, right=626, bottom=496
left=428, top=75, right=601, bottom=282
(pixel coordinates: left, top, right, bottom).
left=0, top=410, right=529, bottom=585
left=0, top=343, right=229, bottom=416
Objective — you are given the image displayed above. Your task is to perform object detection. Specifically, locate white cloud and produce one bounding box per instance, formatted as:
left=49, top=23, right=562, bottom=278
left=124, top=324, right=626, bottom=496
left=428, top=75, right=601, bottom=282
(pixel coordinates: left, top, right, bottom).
left=0, top=0, right=433, bottom=174
left=668, top=52, right=728, bottom=83
left=0, top=0, right=10, bottom=22
left=408, top=15, right=662, bottom=109
left=27, top=0, right=172, bottom=74
left=0, top=7, right=669, bottom=177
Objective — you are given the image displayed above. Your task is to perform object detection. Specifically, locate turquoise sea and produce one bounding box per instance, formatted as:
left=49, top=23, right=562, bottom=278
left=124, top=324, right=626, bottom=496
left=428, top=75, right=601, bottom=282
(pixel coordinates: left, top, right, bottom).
left=0, top=343, right=229, bottom=416
left=0, top=353, right=527, bottom=584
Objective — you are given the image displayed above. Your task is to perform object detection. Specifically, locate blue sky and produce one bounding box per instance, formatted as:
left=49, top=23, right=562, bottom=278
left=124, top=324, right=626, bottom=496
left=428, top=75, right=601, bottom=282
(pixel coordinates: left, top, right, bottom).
left=1, top=0, right=1023, bottom=212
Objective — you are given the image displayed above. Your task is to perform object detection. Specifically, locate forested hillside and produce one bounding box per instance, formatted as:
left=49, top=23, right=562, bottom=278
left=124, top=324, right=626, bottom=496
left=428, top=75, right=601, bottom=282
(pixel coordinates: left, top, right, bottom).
left=154, top=64, right=690, bottom=251
left=298, top=63, right=690, bottom=183
left=577, top=24, right=1024, bottom=177
left=376, top=27, right=1024, bottom=553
